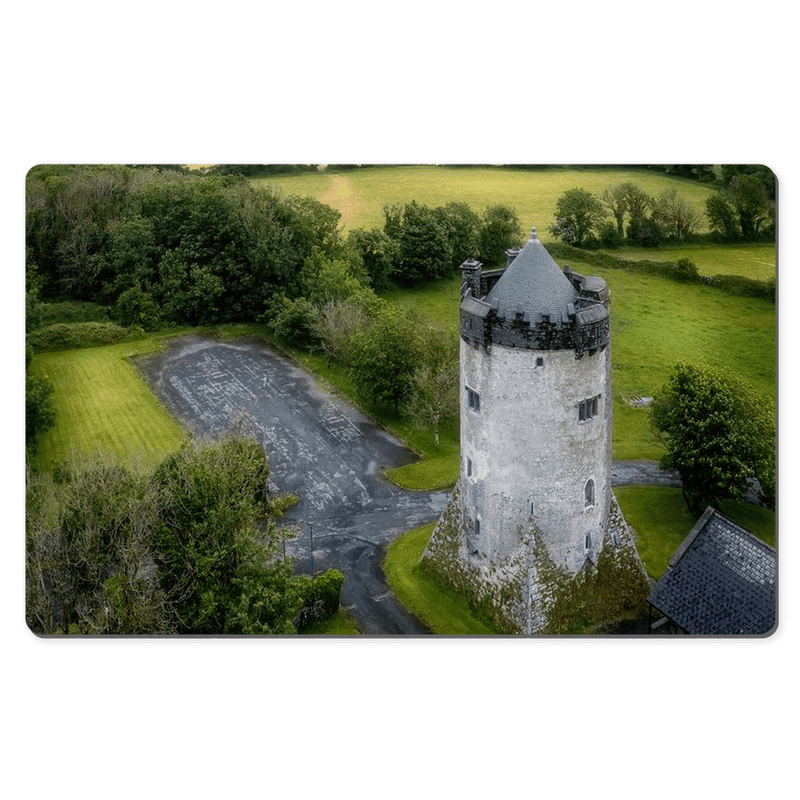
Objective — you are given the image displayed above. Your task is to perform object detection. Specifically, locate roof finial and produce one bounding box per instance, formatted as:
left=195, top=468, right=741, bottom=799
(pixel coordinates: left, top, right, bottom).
left=529, top=225, right=538, bottom=242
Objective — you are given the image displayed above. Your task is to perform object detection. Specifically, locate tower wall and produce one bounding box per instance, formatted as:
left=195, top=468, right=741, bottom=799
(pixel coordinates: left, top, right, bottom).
left=459, top=337, right=612, bottom=574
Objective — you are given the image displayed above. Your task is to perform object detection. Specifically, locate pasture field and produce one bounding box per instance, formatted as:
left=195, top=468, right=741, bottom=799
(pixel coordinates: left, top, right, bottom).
left=253, top=165, right=717, bottom=235
left=615, top=242, right=776, bottom=280
left=29, top=338, right=185, bottom=471
left=254, top=165, right=775, bottom=281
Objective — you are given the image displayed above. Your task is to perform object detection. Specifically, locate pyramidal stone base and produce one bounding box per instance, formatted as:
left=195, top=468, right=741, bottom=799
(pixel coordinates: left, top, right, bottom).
left=420, top=481, right=651, bottom=634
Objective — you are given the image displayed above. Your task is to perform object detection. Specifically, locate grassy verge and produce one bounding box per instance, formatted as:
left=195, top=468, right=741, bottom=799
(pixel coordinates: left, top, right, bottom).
left=383, top=523, right=499, bottom=634
left=615, top=486, right=776, bottom=580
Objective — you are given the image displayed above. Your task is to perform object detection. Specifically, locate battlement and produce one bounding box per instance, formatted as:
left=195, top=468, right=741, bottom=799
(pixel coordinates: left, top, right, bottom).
left=460, top=256, right=610, bottom=358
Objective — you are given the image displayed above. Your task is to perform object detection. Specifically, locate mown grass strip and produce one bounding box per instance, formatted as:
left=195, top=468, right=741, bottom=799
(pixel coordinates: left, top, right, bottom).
left=29, top=338, right=185, bottom=471
left=383, top=523, right=499, bottom=634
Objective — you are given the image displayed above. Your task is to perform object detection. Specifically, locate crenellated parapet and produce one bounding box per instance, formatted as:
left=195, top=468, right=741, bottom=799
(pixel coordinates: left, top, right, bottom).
left=459, top=255, right=610, bottom=358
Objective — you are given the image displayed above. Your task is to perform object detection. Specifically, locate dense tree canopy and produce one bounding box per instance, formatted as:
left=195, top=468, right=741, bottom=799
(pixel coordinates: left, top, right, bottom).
left=651, top=362, right=775, bottom=512
left=549, top=188, right=607, bottom=248
left=25, top=166, right=344, bottom=328
left=26, top=437, right=313, bottom=635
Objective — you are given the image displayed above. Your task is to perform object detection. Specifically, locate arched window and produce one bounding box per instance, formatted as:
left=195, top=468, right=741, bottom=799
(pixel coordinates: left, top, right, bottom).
left=584, top=479, right=595, bottom=508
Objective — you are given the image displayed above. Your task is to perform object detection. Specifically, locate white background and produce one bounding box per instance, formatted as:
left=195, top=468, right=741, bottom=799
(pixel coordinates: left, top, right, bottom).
left=5, top=3, right=796, bottom=797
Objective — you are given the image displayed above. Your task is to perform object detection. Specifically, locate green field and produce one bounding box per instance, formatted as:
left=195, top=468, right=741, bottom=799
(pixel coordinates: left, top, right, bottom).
left=28, top=337, right=185, bottom=471
left=615, top=242, right=776, bottom=280
left=254, top=165, right=720, bottom=236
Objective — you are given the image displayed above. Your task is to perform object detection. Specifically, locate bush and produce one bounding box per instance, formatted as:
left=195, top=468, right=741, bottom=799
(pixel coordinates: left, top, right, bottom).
left=269, top=296, right=320, bottom=347
left=598, top=222, right=624, bottom=249
left=114, top=285, right=162, bottom=330
left=296, top=568, right=345, bottom=630
left=626, top=215, right=664, bottom=247
left=38, top=301, right=110, bottom=324
left=674, top=258, right=700, bottom=282
left=27, top=321, right=131, bottom=352
left=706, top=274, right=776, bottom=301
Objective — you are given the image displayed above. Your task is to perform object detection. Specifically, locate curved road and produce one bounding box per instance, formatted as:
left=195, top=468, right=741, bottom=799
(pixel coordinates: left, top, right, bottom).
left=137, top=335, right=449, bottom=635
left=136, top=334, right=685, bottom=635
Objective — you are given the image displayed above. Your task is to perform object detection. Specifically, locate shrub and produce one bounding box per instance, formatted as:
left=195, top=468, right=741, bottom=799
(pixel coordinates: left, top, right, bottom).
left=674, top=258, right=700, bottom=282
left=706, top=274, right=775, bottom=301
left=114, top=285, right=162, bottom=330
left=38, top=301, right=110, bottom=325
left=296, top=568, right=345, bottom=630
left=269, top=296, right=320, bottom=346
left=27, top=321, right=131, bottom=352
left=598, top=222, right=624, bottom=249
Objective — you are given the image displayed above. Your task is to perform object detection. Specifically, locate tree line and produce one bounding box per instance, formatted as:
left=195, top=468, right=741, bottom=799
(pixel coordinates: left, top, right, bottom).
left=549, top=167, right=775, bottom=250
left=26, top=165, right=522, bottom=327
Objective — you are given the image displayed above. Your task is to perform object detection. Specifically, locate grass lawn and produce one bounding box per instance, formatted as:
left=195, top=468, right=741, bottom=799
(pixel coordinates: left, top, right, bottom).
left=29, top=337, right=185, bottom=471
left=615, top=486, right=776, bottom=580
left=382, top=522, right=498, bottom=634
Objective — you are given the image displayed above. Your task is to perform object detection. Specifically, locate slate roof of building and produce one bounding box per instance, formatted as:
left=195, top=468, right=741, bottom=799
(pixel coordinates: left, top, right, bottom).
left=485, top=226, right=578, bottom=322
left=647, top=507, right=776, bottom=635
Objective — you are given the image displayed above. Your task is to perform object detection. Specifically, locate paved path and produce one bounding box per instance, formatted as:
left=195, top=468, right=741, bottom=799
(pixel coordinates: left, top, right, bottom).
left=136, top=335, right=448, bottom=635
left=612, top=460, right=681, bottom=488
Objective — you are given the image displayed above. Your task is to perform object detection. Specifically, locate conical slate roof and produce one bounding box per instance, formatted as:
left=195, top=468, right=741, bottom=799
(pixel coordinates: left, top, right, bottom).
left=485, top=226, right=578, bottom=321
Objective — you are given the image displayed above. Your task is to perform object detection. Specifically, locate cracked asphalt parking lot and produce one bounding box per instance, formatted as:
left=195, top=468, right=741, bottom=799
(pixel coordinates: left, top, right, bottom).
left=136, top=335, right=449, bottom=635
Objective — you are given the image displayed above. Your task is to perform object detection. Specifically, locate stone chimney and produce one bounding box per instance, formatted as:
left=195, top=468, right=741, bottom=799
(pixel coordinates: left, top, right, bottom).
left=460, top=257, right=483, bottom=299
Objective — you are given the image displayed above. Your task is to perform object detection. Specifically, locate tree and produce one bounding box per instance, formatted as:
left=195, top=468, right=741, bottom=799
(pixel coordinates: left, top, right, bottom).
left=705, top=193, right=739, bottom=240
left=312, top=298, right=372, bottom=366
left=619, top=183, right=653, bottom=229
left=349, top=305, right=422, bottom=415
left=602, top=184, right=629, bottom=236
left=651, top=189, right=701, bottom=241
left=25, top=343, right=56, bottom=455
left=549, top=189, right=606, bottom=248
left=436, top=202, right=482, bottom=269
left=395, top=200, right=453, bottom=284
left=346, top=227, right=399, bottom=290
left=727, top=174, right=773, bottom=240
left=402, top=322, right=459, bottom=448
left=26, top=457, right=170, bottom=634
left=478, top=204, right=522, bottom=265
left=151, top=436, right=305, bottom=634
left=26, top=438, right=308, bottom=635
left=651, top=362, right=775, bottom=512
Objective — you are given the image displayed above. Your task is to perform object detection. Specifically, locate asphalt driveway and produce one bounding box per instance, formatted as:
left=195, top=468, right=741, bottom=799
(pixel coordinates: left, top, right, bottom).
left=136, top=335, right=449, bottom=635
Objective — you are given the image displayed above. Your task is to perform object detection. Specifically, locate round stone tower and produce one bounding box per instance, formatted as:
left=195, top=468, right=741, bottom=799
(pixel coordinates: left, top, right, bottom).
left=421, top=224, right=644, bottom=632
left=458, top=225, right=612, bottom=574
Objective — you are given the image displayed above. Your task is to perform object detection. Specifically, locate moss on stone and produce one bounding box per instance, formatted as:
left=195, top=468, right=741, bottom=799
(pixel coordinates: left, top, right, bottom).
left=422, top=487, right=651, bottom=635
